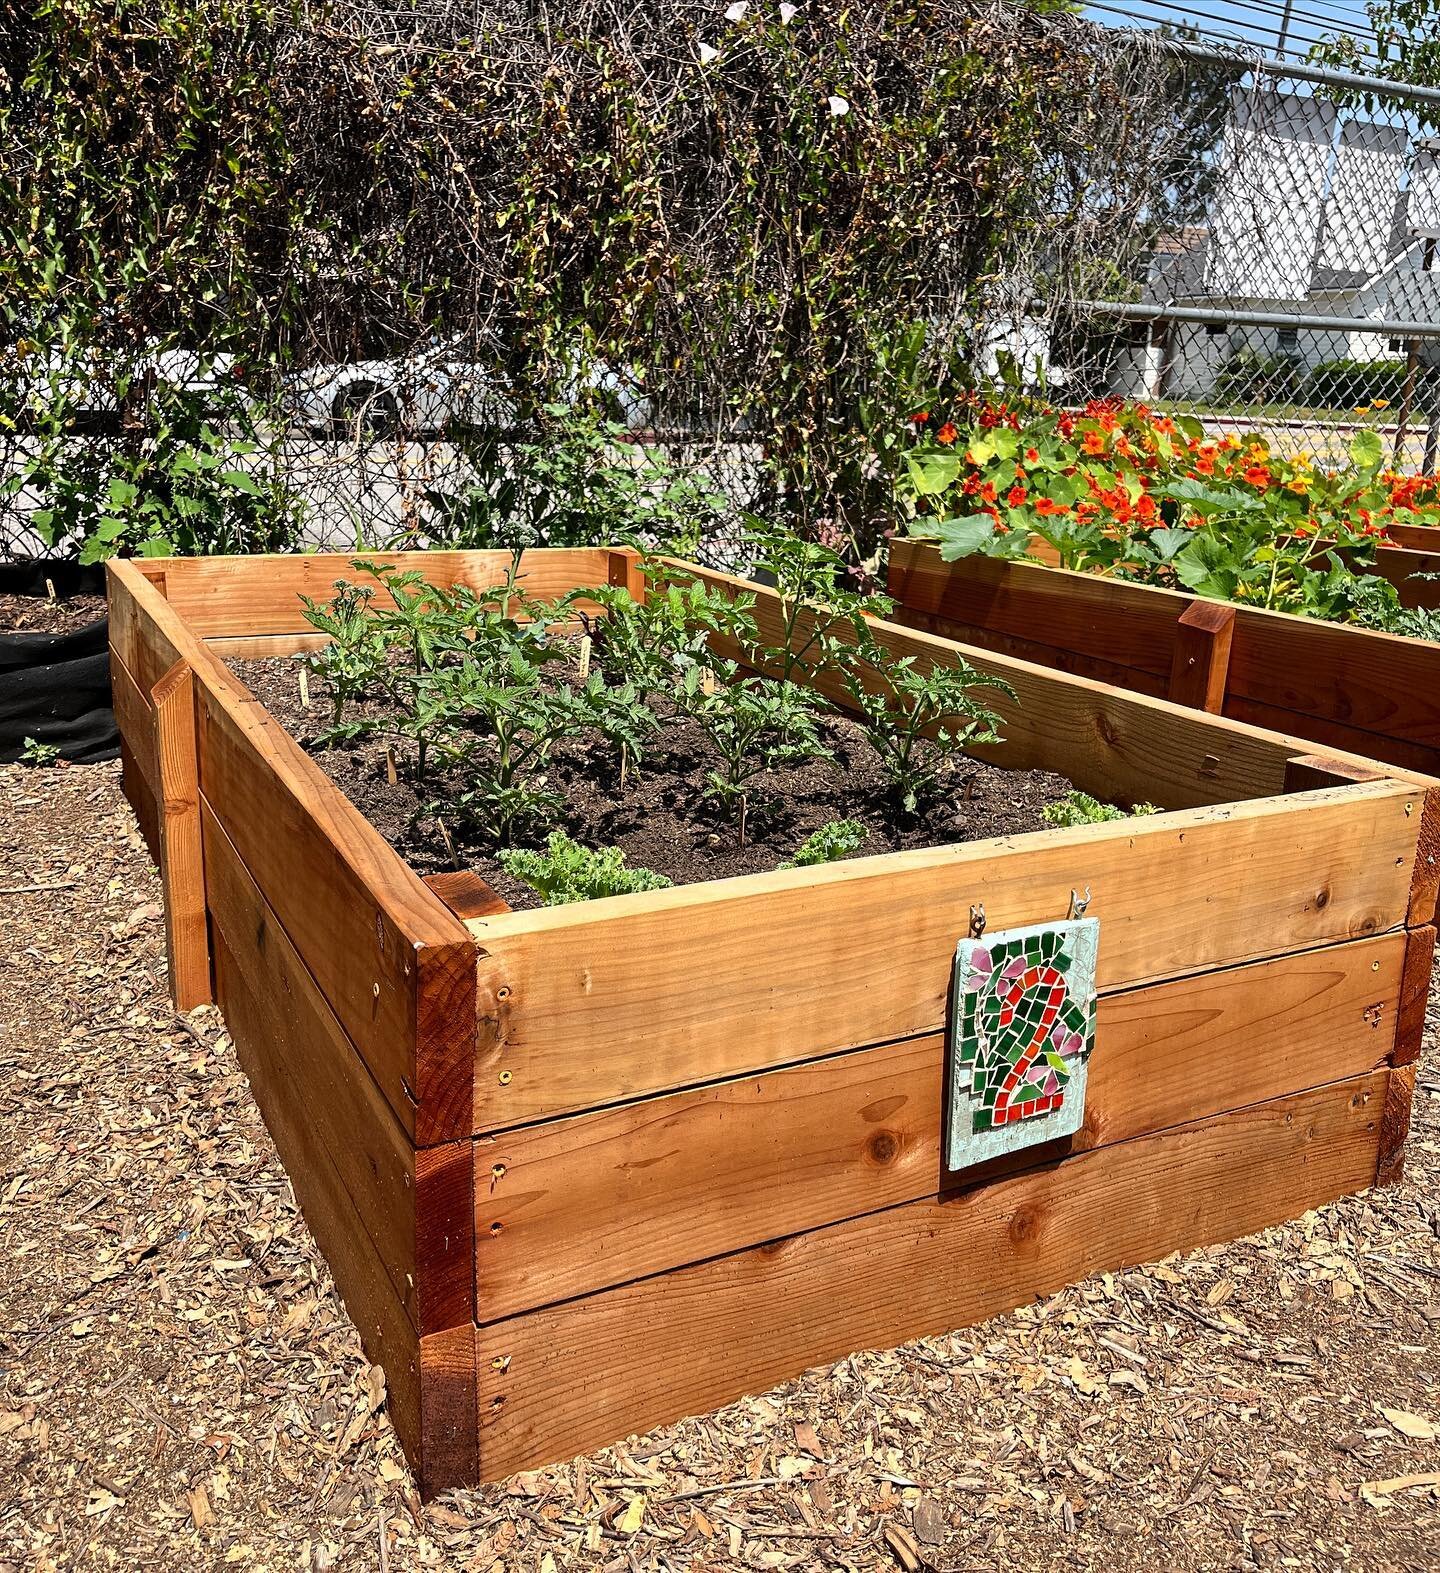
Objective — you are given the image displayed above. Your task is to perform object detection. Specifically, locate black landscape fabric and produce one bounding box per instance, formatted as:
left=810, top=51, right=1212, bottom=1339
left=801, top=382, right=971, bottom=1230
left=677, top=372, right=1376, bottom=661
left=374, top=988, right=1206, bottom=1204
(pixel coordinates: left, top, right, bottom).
left=0, top=563, right=117, bottom=763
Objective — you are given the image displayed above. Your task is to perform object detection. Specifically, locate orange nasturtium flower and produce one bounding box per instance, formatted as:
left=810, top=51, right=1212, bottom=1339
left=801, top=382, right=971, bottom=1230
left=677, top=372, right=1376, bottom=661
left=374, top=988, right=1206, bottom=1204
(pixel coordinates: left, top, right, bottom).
left=935, top=420, right=958, bottom=446
left=1081, top=429, right=1106, bottom=455
left=1006, top=485, right=1028, bottom=507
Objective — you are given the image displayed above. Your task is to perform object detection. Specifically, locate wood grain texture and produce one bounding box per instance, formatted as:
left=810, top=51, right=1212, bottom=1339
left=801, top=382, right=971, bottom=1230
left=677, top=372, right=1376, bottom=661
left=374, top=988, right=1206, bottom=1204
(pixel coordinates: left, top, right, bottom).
left=151, top=662, right=211, bottom=1010
left=1409, top=787, right=1440, bottom=927
left=1372, top=544, right=1440, bottom=610
left=1168, top=601, right=1235, bottom=713
left=886, top=542, right=1440, bottom=775
left=158, top=548, right=615, bottom=638
left=1282, top=754, right=1390, bottom=794
left=884, top=603, right=1169, bottom=700
left=109, top=648, right=159, bottom=800
left=211, top=923, right=422, bottom=1461
left=467, top=784, right=1423, bottom=1128
left=416, top=1141, right=475, bottom=1335
left=424, top=871, right=511, bottom=921
left=1394, top=925, right=1436, bottom=1068
left=887, top=540, right=1176, bottom=681
left=203, top=803, right=421, bottom=1328
left=473, top=934, right=1403, bottom=1320
left=419, top=1324, right=480, bottom=1499
left=607, top=546, right=647, bottom=601
left=192, top=661, right=472, bottom=1142
left=473, top=1073, right=1384, bottom=1479
left=1376, top=1063, right=1419, bottom=1186
left=691, top=562, right=1415, bottom=810
left=119, top=733, right=162, bottom=866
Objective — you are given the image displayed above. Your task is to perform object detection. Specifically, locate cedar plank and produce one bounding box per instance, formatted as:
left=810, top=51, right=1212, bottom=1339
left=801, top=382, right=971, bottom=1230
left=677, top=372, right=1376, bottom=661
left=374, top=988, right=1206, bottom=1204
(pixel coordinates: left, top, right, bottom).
left=474, top=1073, right=1384, bottom=1479
left=192, top=665, right=471, bottom=1141
left=211, top=928, right=422, bottom=1460
left=419, top=1324, right=480, bottom=1499
left=202, top=803, right=420, bottom=1329
left=159, top=548, right=615, bottom=638
left=151, top=663, right=212, bottom=1010
left=1376, top=1062, right=1419, bottom=1186
left=1394, top=925, right=1436, bottom=1067
left=474, top=934, right=1402, bottom=1320
left=467, top=785, right=1422, bottom=1129
left=1168, top=601, right=1235, bottom=713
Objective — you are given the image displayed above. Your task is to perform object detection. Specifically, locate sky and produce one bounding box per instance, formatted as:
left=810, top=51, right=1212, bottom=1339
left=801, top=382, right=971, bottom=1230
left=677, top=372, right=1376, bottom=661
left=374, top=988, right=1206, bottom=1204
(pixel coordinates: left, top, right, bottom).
left=1082, top=0, right=1383, bottom=65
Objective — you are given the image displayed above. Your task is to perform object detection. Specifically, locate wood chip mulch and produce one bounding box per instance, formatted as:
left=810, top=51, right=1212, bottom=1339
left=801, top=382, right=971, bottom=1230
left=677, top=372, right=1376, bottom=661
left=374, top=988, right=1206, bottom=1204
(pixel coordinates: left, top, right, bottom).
left=1, top=760, right=1437, bottom=1572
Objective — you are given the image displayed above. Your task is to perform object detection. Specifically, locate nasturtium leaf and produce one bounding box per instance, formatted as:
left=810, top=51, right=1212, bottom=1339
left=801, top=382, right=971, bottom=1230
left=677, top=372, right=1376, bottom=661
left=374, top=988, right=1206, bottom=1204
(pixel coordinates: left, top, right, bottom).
left=933, top=515, right=998, bottom=560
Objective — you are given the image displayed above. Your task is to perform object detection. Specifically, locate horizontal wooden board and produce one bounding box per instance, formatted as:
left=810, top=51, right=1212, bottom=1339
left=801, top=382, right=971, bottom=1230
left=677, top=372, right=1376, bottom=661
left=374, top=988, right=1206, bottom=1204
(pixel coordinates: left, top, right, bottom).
left=1373, top=545, right=1440, bottom=610
left=467, top=783, right=1422, bottom=1129
left=886, top=604, right=1168, bottom=700
left=1224, top=612, right=1440, bottom=751
left=888, top=540, right=1178, bottom=680
left=211, top=925, right=422, bottom=1459
left=474, top=933, right=1403, bottom=1319
left=1224, top=693, right=1440, bottom=777
left=159, top=548, right=616, bottom=638
left=473, top=1070, right=1386, bottom=1478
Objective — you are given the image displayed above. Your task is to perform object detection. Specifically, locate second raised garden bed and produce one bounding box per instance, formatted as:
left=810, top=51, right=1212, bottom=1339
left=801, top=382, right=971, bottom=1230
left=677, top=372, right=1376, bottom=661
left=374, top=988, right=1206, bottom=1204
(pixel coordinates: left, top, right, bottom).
left=108, top=546, right=1437, bottom=1496
left=889, top=537, right=1440, bottom=779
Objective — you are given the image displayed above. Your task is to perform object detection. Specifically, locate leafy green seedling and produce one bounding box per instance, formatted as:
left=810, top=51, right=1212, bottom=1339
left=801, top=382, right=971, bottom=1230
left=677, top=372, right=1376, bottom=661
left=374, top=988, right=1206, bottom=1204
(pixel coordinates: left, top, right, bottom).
left=298, top=579, right=388, bottom=726
left=843, top=654, right=1015, bottom=815
left=499, top=831, right=672, bottom=905
left=779, top=819, right=867, bottom=868
left=19, top=736, right=62, bottom=767
left=1041, top=790, right=1160, bottom=829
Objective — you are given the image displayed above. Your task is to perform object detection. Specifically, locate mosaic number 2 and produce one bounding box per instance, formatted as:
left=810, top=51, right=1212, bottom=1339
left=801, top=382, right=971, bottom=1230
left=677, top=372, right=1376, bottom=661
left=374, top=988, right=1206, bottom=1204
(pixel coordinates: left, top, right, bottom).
left=946, top=917, right=1099, bottom=1172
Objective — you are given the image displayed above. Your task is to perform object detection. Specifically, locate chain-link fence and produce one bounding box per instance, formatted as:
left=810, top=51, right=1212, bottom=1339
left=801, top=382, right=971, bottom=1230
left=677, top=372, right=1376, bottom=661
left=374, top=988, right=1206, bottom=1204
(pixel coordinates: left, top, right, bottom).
left=4, top=19, right=1439, bottom=561
left=1055, top=38, right=1440, bottom=470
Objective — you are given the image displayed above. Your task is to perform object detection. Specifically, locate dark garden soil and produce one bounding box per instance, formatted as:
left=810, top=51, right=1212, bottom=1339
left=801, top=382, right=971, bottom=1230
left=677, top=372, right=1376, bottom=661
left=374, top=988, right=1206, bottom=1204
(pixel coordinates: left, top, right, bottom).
left=229, top=651, right=1079, bottom=909
left=0, top=590, right=108, bottom=636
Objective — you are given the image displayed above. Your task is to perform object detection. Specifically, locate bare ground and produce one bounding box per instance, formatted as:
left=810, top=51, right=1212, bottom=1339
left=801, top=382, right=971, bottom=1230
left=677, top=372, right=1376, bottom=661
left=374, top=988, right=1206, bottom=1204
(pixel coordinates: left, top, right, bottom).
left=1, top=761, right=1438, bottom=1573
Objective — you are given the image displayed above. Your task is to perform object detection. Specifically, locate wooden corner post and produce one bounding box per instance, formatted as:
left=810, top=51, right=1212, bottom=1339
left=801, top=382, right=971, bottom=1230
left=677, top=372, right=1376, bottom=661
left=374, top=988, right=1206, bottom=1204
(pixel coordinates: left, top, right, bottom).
left=1168, top=600, right=1236, bottom=714
left=151, top=660, right=212, bottom=1011
left=607, top=547, right=647, bottom=603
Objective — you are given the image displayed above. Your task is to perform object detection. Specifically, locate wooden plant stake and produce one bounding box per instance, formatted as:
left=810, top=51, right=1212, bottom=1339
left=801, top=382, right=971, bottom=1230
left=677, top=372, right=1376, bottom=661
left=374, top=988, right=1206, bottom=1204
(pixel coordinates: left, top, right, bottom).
left=386, top=745, right=399, bottom=786
left=298, top=666, right=311, bottom=709
left=578, top=635, right=592, bottom=681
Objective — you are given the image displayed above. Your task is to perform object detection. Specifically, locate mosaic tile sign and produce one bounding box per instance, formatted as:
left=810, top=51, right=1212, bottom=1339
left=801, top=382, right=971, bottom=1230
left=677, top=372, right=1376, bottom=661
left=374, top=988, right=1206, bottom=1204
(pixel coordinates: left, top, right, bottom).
left=947, top=917, right=1100, bottom=1173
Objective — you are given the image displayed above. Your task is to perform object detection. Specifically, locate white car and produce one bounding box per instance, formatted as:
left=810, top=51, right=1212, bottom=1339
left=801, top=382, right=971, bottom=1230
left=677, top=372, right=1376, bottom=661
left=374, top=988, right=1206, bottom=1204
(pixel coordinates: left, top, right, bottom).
left=285, top=347, right=652, bottom=439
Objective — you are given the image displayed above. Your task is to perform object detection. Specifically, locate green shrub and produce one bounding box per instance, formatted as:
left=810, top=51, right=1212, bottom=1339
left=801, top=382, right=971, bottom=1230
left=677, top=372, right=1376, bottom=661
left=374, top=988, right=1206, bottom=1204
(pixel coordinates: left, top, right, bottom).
left=499, top=832, right=671, bottom=905
left=1212, top=348, right=1304, bottom=407
left=1303, top=358, right=1415, bottom=413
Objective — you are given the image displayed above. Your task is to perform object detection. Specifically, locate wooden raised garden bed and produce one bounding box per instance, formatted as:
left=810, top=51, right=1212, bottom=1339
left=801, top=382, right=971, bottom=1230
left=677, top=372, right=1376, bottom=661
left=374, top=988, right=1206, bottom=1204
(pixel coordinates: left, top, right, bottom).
left=108, top=547, right=1437, bottom=1496
left=889, top=536, right=1440, bottom=781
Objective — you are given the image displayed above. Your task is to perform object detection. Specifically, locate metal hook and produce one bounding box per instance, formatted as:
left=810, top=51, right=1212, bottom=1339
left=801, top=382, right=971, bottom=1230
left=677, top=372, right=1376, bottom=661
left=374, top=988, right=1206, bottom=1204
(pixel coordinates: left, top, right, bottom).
left=1068, top=886, right=1092, bottom=920
left=969, top=902, right=987, bottom=940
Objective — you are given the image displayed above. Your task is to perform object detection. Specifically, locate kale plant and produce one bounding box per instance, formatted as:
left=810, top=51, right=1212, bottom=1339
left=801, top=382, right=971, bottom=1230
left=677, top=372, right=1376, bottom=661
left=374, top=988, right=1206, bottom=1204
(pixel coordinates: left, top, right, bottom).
left=779, top=819, right=868, bottom=868
left=499, top=831, right=672, bottom=905
left=1041, top=790, right=1160, bottom=828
